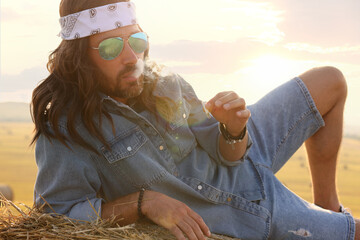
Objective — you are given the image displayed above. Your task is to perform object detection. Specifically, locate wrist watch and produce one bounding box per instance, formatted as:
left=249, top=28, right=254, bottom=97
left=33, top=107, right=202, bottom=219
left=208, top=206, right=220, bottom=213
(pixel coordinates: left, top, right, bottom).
left=219, top=122, right=247, bottom=145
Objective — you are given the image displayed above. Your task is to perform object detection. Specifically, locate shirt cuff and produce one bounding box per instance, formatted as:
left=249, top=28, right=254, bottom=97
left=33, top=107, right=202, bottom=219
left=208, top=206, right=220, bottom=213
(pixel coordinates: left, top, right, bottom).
left=67, top=198, right=105, bottom=222
left=216, top=132, right=253, bottom=167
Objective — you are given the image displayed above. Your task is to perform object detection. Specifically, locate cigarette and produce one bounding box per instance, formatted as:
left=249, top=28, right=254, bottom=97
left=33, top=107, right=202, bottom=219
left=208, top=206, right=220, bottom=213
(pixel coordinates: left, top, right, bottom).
left=201, top=101, right=211, bottom=119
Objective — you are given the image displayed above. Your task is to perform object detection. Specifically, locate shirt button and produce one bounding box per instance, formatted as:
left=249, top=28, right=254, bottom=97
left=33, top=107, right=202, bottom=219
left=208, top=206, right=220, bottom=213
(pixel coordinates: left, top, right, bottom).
left=127, top=146, right=132, bottom=152
left=227, top=197, right=232, bottom=202
left=183, top=113, right=187, bottom=119
left=197, top=185, right=203, bottom=190
left=159, top=145, right=164, bottom=151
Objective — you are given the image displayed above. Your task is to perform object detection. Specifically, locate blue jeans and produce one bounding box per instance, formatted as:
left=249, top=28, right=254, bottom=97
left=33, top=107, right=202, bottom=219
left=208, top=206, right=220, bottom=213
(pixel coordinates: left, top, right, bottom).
left=247, top=77, right=356, bottom=239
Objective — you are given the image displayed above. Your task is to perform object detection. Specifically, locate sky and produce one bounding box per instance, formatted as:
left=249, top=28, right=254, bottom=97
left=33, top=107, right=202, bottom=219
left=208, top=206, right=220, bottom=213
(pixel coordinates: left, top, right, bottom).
left=1, top=0, right=360, bottom=130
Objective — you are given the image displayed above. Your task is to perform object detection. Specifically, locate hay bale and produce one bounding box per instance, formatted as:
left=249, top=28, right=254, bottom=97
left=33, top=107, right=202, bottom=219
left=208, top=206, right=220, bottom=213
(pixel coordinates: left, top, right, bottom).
left=0, top=184, right=13, bottom=201
left=0, top=197, right=240, bottom=240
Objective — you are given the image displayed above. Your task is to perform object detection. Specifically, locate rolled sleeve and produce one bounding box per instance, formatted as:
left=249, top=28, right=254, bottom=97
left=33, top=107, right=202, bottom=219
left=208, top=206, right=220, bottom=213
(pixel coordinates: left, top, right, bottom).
left=67, top=198, right=104, bottom=221
left=178, top=75, right=254, bottom=165
left=177, top=75, right=221, bottom=160
left=34, top=132, right=104, bottom=222
left=216, top=131, right=253, bottom=167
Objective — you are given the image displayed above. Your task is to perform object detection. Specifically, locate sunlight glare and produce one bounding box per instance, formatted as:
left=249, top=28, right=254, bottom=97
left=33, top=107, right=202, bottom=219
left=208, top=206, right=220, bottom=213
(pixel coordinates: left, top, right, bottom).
left=238, top=55, right=299, bottom=90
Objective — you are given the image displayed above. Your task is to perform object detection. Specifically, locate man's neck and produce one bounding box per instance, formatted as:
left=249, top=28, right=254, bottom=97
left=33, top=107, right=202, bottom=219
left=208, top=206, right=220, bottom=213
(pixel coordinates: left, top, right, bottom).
left=114, top=97, right=128, bottom=105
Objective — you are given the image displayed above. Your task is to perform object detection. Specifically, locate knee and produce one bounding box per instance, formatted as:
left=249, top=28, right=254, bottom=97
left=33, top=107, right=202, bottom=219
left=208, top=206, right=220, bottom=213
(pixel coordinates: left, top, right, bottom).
left=300, top=66, right=347, bottom=115
left=302, top=66, right=348, bottom=103
left=321, top=66, right=348, bottom=101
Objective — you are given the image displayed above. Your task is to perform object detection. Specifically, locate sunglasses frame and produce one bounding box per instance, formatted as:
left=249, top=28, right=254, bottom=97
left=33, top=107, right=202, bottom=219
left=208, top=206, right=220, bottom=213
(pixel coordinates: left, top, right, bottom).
left=91, top=32, right=149, bottom=60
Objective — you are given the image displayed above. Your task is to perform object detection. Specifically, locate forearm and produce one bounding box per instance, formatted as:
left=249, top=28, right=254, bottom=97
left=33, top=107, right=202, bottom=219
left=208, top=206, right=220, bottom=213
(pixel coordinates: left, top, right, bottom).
left=205, top=91, right=251, bottom=162
left=219, top=130, right=249, bottom=161
left=101, top=191, right=141, bottom=225
left=102, top=189, right=211, bottom=240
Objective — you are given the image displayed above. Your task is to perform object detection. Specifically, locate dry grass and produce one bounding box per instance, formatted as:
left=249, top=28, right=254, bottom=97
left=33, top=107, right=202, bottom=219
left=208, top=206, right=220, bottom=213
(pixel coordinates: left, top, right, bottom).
left=0, top=196, right=238, bottom=240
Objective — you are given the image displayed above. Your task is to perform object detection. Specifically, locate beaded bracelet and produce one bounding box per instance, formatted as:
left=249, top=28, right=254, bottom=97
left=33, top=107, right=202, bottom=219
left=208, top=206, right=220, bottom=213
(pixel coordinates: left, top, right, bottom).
left=219, top=123, right=247, bottom=149
left=137, top=188, right=146, bottom=218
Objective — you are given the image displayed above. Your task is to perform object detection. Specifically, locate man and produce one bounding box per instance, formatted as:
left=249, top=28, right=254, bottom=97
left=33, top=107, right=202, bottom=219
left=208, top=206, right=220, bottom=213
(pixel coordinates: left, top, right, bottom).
left=32, top=0, right=359, bottom=239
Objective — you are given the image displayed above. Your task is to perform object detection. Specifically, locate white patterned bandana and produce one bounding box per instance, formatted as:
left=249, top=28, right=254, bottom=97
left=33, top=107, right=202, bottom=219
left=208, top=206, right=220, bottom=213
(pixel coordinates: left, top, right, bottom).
left=59, top=2, right=138, bottom=40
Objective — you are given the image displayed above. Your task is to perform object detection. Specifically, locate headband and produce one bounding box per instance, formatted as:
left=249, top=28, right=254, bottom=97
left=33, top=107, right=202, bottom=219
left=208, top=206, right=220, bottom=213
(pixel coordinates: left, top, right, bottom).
left=59, top=2, right=138, bottom=40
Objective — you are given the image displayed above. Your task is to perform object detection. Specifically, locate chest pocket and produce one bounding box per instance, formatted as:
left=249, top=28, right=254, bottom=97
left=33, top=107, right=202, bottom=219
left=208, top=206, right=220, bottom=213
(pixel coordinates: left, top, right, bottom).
left=163, top=99, right=196, bottom=160
left=102, top=127, right=146, bottom=162
left=100, top=126, right=168, bottom=188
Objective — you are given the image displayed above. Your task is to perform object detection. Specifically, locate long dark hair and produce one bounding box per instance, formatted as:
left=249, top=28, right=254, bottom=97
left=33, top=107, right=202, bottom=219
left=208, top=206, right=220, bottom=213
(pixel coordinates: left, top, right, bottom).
left=31, top=0, right=174, bottom=154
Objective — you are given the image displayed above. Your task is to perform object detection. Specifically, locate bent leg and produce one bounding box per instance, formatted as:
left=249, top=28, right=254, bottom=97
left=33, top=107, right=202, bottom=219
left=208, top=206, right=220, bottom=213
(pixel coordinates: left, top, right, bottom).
left=299, top=66, right=347, bottom=212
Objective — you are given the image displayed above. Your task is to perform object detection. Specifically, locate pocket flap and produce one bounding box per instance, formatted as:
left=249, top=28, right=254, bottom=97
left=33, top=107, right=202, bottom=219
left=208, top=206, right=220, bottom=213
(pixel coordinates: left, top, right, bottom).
left=101, top=126, right=147, bottom=163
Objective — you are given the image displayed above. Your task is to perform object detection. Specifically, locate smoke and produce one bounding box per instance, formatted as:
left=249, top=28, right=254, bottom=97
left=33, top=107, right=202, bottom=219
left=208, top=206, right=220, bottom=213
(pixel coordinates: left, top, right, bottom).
left=142, top=58, right=174, bottom=83
left=130, top=58, right=145, bottom=79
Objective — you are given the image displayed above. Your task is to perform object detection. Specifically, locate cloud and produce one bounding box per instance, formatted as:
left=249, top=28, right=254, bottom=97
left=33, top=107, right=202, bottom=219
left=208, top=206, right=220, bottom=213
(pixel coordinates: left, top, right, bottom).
left=281, top=45, right=360, bottom=67
left=136, top=0, right=286, bottom=45
left=232, top=0, right=360, bottom=48
left=261, top=0, right=359, bottom=46
left=1, top=3, right=57, bottom=25
left=285, top=43, right=360, bottom=54
left=0, top=66, right=48, bottom=102
left=150, top=39, right=275, bottom=74
left=144, top=0, right=359, bottom=75
left=0, top=91, right=33, bottom=103
left=0, top=7, right=21, bottom=22
left=150, top=37, right=360, bottom=76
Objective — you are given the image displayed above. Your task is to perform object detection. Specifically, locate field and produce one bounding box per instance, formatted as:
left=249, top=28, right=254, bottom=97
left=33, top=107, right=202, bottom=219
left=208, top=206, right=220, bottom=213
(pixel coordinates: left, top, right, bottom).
left=0, top=122, right=359, bottom=218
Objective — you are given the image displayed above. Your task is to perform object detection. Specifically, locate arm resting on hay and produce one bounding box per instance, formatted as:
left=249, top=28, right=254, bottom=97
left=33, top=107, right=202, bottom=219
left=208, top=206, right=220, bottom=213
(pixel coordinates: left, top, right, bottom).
left=34, top=134, right=104, bottom=221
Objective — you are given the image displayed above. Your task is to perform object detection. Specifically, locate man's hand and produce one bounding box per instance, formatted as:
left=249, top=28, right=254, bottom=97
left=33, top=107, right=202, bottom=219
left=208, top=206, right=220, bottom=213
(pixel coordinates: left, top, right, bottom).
left=206, top=91, right=250, bottom=136
left=142, top=191, right=211, bottom=240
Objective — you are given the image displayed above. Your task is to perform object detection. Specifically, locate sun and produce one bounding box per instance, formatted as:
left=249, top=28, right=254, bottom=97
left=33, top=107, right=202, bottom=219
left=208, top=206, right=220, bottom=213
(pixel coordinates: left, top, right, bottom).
left=241, top=55, right=308, bottom=89
left=229, top=54, right=316, bottom=104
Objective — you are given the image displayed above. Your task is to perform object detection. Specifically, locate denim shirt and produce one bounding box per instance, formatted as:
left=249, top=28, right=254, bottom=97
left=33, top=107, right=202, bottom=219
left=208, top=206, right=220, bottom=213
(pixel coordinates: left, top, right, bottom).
left=34, top=74, right=271, bottom=239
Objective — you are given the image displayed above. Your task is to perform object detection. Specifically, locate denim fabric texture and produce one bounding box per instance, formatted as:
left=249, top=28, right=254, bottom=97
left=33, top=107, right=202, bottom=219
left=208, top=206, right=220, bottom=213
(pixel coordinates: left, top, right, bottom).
left=34, top=75, right=355, bottom=240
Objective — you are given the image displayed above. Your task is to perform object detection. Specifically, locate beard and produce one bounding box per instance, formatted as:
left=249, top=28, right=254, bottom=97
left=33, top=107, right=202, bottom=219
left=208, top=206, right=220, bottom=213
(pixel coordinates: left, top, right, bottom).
left=97, top=62, right=145, bottom=100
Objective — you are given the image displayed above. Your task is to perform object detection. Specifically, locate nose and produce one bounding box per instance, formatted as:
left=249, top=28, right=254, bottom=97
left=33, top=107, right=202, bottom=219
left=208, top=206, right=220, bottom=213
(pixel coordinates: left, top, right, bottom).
left=120, top=41, right=138, bottom=65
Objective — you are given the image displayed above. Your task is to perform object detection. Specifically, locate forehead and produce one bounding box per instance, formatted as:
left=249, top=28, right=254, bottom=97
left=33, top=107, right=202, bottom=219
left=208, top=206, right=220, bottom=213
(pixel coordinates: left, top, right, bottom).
left=89, top=24, right=141, bottom=45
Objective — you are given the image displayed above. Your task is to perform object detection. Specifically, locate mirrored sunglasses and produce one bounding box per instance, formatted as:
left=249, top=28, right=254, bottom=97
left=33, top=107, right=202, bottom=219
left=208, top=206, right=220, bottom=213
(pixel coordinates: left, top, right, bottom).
left=92, top=32, right=148, bottom=60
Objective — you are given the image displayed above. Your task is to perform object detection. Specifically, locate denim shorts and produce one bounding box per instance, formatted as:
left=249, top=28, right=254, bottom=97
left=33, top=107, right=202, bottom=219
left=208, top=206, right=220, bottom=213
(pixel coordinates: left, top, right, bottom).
left=247, top=77, right=356, bottom=240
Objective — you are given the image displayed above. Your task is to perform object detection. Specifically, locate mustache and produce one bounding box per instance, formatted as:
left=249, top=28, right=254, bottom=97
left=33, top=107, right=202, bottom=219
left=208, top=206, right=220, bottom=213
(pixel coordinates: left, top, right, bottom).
left=117, top=65, right=138, bottom=79
left=117, top=59, right=145, bottom=79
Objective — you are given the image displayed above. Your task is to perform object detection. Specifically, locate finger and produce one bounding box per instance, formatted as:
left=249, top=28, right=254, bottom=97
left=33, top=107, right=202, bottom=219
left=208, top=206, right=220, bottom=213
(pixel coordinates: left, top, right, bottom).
left=184, top=216, right=207, bottom=240
left=236, top=109, right=251, bottom=119
left=223, top=98, right=246, bottom=110
left=189, top=210, right=211, bottom=237
left=170, top=226, right=187, bottom=240
left=214, top=92, right=239, bottom=108
left=178, top=220, right=198, bottom=240
left=206, top=92, right=232, bottom=111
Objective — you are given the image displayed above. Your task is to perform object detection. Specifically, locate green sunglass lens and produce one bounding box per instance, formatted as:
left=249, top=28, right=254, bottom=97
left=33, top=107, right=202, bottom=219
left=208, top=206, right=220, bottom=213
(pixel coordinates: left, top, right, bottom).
left=129, top=32, right=148, bottom=53
left=97, top=33, right=147, bottom=60
left=99, top=38, right=124, bottom=60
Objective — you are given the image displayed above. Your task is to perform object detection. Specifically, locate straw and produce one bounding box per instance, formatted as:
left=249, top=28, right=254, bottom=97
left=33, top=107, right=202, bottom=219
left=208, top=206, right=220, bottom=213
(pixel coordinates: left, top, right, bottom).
left=0, top=196, right=239, bottom=240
